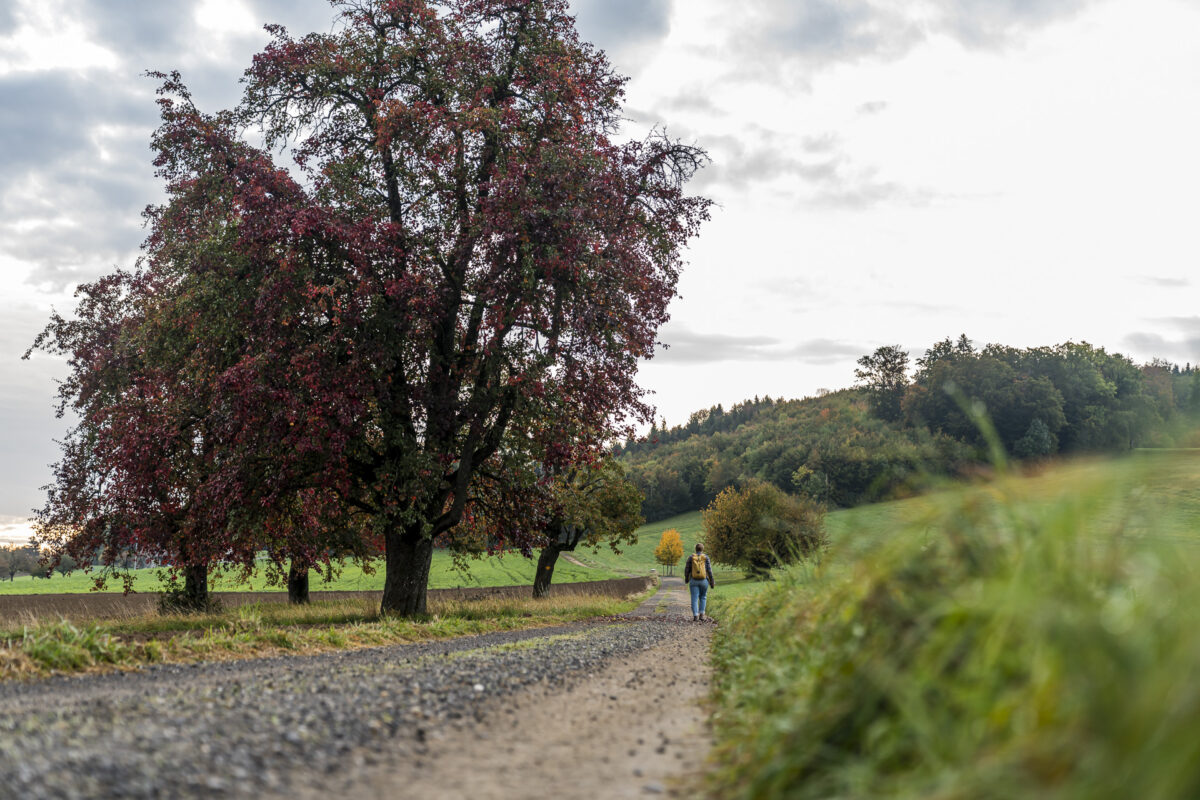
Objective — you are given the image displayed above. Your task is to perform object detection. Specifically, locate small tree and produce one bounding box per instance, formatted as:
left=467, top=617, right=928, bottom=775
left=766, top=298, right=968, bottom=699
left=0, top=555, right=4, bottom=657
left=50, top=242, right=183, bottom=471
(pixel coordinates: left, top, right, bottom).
left=529, top=458, right=644, bottom=598
left=1013, top=418, right=1056, bottom=459
left=53, top=552, right=80, bottom=577
left=703, top=482, right=825, bottom=578
left=654, top=529, right=684, bottom=576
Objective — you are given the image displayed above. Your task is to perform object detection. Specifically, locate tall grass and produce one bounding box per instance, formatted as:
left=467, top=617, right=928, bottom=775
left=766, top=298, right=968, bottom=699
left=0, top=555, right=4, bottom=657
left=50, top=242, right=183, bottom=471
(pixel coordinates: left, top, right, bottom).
left=709, top=453, right=1200, bottom=799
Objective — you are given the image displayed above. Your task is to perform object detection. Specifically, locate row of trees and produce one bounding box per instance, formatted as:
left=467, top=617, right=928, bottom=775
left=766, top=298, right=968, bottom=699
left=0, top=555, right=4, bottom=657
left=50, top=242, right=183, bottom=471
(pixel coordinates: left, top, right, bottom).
left=0, top=545, right=80, bottom=580
left=28, top=0, right=706, bottom=614
left=856, top=336, right=1198, bottom=455
left=620, top=396, right=780, bottom=456
left=0, top=545, right=42, bottom=581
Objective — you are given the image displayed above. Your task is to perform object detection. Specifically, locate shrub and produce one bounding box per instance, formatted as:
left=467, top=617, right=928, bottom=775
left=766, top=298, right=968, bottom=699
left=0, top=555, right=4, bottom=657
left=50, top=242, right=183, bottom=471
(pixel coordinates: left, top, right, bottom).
left=702, top=482, right=825, bottom=577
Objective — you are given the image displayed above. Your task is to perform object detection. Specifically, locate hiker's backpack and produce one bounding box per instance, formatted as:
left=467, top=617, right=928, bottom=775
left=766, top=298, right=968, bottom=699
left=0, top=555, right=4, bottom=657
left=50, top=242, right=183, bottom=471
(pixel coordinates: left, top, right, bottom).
left=691, top=554, right=708, bottom=582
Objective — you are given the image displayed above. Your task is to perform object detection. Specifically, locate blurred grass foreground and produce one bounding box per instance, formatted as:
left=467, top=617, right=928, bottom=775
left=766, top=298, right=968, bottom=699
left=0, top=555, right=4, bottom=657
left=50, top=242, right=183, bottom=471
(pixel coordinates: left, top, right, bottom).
left=709, top=451, right=1200, bottom=799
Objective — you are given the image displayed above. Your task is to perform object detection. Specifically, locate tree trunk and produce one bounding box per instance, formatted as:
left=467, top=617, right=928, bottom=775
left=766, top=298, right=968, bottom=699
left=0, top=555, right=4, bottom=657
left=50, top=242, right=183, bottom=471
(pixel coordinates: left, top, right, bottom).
left=182, top=563, right=209, bottom=609
left=287, top=561, right=310, bottom=604
left=381, top=527, right=435, bottom=616
left=532, top=543, right=564, bottom=599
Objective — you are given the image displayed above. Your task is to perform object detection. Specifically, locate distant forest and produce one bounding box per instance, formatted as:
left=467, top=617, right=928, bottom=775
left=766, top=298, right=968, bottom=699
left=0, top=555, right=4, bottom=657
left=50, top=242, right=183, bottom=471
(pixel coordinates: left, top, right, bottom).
left=618, top=337, right=1200, bottom=522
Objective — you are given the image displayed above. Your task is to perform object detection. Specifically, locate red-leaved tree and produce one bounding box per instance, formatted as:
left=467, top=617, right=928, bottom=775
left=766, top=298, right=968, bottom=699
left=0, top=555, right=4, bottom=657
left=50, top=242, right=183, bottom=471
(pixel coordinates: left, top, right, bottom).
left=28, top=83, right=375, bottom=607
left=234, top=0, right=709, bottom=614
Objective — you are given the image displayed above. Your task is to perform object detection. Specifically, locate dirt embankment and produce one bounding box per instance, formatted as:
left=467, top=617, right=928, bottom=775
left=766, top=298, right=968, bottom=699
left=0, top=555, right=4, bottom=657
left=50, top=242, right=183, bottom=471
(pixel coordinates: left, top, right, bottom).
left=0, top=575, right=656, bottom=623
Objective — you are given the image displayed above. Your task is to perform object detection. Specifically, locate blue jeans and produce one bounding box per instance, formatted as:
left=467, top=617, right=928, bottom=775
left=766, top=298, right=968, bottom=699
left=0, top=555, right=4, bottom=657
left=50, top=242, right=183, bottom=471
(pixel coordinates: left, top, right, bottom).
left=689, top=579, right=709, bottom=616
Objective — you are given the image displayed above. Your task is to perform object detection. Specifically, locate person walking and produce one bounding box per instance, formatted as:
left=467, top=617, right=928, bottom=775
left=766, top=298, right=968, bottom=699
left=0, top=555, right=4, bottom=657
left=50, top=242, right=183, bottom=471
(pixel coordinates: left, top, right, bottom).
left=684, top=543, right=715, bottom=621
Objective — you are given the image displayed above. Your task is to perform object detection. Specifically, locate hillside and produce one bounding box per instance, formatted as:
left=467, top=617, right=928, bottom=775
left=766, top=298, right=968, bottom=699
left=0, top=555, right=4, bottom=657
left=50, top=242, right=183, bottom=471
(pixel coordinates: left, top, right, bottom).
left=619, top=389, right=971, bottom=522
left=620, top=338, right=1200, bottom=523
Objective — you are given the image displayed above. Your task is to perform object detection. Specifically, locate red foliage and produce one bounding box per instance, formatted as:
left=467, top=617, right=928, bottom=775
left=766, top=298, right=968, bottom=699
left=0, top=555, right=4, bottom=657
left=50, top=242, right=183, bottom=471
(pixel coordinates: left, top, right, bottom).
left=30, top=1, right=709, bottom=614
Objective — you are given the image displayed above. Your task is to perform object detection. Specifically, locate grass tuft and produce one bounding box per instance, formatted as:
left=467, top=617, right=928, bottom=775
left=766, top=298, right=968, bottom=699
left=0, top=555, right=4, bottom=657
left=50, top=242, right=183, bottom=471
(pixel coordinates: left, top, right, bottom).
left=19, top=620, right=131, bottom=672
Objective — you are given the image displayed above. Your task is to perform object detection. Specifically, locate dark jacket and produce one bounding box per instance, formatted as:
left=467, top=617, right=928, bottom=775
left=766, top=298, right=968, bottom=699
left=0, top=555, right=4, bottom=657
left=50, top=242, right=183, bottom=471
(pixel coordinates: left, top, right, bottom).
left=684, top=553, right=714, bottom=587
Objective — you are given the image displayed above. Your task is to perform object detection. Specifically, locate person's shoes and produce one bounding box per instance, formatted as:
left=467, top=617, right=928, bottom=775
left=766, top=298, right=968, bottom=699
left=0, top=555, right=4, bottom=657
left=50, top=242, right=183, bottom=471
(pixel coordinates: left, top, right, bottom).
left=693, top=615, right=698, bottom=622
left=699, top=613, right=706, bottom=621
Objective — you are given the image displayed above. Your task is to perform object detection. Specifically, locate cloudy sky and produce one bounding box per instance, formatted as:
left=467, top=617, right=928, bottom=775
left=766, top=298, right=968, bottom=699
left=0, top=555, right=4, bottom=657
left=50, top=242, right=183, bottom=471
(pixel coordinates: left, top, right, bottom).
left=2, top=0, right=1199, bottom=533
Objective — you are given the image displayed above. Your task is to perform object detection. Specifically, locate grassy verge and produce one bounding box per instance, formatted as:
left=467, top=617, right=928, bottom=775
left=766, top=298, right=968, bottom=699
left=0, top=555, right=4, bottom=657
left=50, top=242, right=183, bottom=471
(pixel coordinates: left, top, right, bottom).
left=708, top=452, right=1200, bottom=799
left=704, top=574, right=772, bottom=618
left=0, top=590, right=650, bottom=681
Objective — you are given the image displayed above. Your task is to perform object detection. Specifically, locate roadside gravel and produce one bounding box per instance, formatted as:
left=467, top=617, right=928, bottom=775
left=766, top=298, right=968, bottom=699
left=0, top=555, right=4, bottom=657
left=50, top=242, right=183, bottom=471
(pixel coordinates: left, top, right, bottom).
left=0, top=616, right=694, bottom=799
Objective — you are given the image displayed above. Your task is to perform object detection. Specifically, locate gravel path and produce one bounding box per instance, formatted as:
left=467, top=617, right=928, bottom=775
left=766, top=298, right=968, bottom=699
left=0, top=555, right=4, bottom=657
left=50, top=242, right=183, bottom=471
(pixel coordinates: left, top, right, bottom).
left=0, top=581, right=711, bottom=799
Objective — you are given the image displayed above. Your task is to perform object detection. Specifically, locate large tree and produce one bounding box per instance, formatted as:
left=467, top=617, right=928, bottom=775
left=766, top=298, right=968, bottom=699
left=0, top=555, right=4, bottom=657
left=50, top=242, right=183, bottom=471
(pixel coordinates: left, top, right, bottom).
left=31, top=1, right=706, bottom=616
left=231, top=0, right=708, bottom=614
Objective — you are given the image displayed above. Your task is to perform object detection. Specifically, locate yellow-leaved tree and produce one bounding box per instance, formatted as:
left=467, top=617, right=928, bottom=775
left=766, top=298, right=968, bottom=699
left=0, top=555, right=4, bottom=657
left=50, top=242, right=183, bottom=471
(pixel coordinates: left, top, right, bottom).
left=654, top=528, right=684, bottom=576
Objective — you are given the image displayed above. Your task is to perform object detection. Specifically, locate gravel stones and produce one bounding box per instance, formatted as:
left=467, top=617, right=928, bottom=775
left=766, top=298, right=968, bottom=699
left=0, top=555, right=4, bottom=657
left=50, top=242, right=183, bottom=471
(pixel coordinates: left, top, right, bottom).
left=0, top=620, right=678, bottom=799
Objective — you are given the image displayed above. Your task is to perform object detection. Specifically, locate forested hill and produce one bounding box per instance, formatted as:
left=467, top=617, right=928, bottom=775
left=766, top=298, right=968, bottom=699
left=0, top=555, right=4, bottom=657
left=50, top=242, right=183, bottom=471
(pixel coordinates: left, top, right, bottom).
left=618, top=338, right=1200, bottom=523
left=616, top=390, right=967, bottom=522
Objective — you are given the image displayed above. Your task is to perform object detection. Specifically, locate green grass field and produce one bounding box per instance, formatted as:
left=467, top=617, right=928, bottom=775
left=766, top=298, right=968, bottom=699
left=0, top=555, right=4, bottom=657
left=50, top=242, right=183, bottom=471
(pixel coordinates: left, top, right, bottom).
left=573, top=510, right=705, bottom=576
left=0, top=548, right=625, bottom=595
left=707, top=449, right=1200, bottom=799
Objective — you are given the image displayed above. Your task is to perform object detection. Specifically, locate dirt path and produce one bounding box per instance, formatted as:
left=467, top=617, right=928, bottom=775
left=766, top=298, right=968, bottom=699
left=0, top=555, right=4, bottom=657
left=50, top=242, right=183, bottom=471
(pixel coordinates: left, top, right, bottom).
left=1, top=579, right=714, bottom=799
left=298, top=576, right=713, bottom=799
left=624, top=575, right=696, bottom=619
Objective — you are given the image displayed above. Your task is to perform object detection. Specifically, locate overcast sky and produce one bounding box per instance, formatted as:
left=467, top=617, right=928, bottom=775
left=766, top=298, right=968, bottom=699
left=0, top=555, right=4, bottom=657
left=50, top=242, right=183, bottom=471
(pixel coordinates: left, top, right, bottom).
left=2, top=0, right=1199, bottom=533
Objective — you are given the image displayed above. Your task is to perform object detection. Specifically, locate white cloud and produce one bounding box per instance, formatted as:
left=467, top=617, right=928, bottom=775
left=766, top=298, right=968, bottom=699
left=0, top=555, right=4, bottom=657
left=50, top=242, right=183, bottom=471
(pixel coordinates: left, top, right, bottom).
left=0, top=1, right=119, bottom=75
left=195, top=0, right=259, bottom=35
left=0, top=519, right=35, bottom=546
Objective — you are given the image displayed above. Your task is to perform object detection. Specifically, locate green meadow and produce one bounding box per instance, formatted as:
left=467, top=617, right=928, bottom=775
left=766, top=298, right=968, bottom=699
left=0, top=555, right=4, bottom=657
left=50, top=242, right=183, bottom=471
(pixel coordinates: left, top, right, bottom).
left=707, top=450, right=1200, bottom=799
left=0, top=548, right=625, bottom=595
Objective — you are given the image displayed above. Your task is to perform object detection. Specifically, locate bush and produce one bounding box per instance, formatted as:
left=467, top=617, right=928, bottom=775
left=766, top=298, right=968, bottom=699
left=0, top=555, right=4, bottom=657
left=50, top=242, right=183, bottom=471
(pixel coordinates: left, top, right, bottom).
left=702, top=482, right=825, bottom=577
